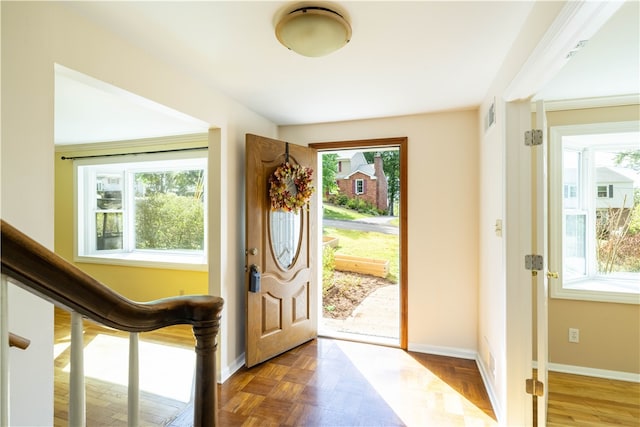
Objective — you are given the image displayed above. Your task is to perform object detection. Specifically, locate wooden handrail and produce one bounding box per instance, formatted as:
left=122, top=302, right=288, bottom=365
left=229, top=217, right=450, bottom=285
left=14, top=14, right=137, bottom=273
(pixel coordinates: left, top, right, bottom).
left=9, top=332, right=30, bottom=350
left=0, top=219, right=224, bottom=425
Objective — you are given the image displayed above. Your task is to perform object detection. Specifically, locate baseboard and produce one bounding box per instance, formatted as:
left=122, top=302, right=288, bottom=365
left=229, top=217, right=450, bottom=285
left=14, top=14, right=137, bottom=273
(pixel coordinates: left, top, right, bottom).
left=533, top=360, right=640, bottom=382
left=538, top=362, right=640, bottom=383
left=475, top=354, right=503, bottom=425
left=407, top=343, right=476, bottom=360
left=220, top=353, right=245, bottom=383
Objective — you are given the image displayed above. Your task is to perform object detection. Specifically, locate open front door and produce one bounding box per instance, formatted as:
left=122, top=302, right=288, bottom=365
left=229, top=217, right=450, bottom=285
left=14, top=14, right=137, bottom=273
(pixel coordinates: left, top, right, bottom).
left=245, top=134, right=318, bottom=367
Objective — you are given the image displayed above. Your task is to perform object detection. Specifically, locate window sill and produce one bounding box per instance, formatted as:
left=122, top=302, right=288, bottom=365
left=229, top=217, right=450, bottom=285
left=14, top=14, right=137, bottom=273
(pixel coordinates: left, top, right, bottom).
left=551, top=276, right=640, bottom=305
left=75, top=251, right=207, bottom=272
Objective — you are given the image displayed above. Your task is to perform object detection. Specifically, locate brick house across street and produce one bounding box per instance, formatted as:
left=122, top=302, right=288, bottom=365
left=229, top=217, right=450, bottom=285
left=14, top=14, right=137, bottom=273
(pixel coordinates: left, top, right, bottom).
left=335, top=151, right=388, bottom=211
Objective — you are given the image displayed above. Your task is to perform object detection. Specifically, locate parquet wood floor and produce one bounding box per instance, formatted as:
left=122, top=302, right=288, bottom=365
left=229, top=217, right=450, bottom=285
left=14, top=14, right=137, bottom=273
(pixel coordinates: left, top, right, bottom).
left=53, top=308, right=495, bottom=426
left=53, top=308, right=639, bottom=426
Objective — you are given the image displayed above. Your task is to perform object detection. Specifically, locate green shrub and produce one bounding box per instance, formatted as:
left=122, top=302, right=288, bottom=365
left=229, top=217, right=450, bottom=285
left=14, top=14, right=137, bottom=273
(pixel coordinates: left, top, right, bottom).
left=334, top=193, right=349, bottom=206
left=135, top=193, right=204, bottom=250
left=322, top=246, right=336, bottom=295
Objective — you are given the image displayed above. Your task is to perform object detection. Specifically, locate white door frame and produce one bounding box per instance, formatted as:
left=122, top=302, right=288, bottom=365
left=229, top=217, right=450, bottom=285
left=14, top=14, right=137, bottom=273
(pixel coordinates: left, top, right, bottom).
left=504, top=99, right=535, bottom=426
left=501, top=2, right=624, bottom=424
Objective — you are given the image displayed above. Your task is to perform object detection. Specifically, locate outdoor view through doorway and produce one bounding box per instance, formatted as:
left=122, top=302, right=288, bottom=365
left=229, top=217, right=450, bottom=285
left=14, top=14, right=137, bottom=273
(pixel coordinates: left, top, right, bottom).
left=319, top=147, right=401, bottom=346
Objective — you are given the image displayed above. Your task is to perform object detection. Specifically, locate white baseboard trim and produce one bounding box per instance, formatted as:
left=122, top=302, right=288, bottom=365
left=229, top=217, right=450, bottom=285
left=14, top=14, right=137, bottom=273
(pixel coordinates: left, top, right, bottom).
left=534, top=361, right=640, bottom=383
left=475, top=355, right=503, bottom=426
left=407, top=343, right=476, bottom=360
left=220, top=353, right=245, bottom=383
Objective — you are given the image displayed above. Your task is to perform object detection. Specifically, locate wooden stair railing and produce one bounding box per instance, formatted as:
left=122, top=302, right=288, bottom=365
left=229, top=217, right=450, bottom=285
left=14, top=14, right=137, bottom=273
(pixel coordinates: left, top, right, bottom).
left=0, top=220, right=224, bottom=426
left=8, top=332, right=30, bottom=350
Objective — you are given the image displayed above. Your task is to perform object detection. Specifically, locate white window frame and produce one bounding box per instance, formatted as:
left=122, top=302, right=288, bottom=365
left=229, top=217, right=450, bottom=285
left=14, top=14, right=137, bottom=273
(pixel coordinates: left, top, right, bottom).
left=74, top=151, right=207, bottom=271
left=355, top=179, right=364, bottom=195
left=550, top=121, right=640, bottom=304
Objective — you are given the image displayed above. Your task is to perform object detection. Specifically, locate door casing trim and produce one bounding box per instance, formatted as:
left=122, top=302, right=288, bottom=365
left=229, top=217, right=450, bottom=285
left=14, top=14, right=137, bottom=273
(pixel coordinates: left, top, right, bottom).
left=310, top=137, right=408, bottom=349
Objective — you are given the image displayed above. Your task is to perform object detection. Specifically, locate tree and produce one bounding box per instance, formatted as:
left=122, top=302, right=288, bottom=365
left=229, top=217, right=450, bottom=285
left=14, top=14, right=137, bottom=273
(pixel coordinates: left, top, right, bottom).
left=321, top=153, right=339, bottom=196
left=136, top=170, right=204, bottom=199
left=614, top=150, right=640, bottom=172
left=364, top=150, right=400, bottom=216
left=134, top=169, right=205, bottom=250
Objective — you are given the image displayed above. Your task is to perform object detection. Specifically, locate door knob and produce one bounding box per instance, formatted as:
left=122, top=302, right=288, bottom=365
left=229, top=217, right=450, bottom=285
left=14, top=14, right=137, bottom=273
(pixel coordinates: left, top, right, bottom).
left=547, top=271, right=559, bottom=279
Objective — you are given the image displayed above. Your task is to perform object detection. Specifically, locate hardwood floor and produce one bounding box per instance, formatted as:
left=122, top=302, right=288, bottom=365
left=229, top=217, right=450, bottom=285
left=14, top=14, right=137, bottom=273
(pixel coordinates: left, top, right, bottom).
left=54, top=308, right=495, bottom=426
left=53, top=308, right=639, bottom=426
left=547, top=371, right=640, bottom=427
left=54, top=308, right=196, bottom=426
left=208, top=340, right=496, bottom=426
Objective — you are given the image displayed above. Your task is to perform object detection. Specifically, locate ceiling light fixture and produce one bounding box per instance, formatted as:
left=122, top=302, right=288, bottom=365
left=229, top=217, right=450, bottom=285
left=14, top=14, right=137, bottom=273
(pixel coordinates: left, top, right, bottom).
left=276, top=6, right=351, bottom=57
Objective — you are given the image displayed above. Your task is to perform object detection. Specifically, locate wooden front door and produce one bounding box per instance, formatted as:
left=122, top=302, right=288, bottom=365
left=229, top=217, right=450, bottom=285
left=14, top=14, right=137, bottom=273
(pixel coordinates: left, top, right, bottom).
left=245, top=134, right=318, bottom=367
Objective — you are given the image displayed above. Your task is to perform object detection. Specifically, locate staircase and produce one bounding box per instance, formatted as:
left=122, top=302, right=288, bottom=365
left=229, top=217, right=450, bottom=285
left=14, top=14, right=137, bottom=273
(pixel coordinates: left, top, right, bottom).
left=0, top=220, right=224, bottom=426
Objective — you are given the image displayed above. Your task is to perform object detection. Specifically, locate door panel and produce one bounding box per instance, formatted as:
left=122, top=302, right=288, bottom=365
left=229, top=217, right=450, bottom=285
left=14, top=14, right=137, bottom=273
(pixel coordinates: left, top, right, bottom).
left=534, top=100, right=549, bottom=426
left=245, top=134, right=317, bottom=367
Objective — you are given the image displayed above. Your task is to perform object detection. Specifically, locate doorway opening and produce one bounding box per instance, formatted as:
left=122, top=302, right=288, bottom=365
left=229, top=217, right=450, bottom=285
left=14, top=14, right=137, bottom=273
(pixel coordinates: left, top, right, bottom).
left=310, top=138, right=407, bottom=349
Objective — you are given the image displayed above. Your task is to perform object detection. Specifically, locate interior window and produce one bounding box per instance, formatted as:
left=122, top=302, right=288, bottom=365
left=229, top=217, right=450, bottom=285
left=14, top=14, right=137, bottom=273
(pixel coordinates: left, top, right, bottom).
left=561, top=142, right=639, bottom=295
left=75, top=152, right=207, bottom=269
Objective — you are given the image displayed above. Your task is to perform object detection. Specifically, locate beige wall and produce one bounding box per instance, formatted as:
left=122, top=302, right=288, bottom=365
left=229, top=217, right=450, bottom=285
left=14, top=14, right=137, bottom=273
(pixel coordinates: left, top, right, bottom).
left=477, top=1, right=567, bottom=422
left=546, top=104, right=640, bottom=374
left=54, top=139, right=209, bottom=302
left=280, top=110, right=480, bottom=354
left=6, top=1, right=626, bottom=425
left=2, top=3, right=277, bottom=423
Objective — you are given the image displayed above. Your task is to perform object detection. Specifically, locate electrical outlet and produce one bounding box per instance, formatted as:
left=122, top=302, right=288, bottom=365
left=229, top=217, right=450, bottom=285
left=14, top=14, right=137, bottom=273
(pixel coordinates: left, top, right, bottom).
left=569, top=328, right=579, bottom=343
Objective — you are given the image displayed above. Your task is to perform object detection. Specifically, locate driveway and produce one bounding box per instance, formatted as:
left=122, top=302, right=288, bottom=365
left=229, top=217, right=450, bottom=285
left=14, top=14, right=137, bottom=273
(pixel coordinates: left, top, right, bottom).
left=323, top=218, right=399, bottom=235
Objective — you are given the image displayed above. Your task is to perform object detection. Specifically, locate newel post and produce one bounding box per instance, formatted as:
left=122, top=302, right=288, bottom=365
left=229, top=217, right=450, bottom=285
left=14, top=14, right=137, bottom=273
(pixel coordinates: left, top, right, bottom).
left=192, top=315, right=221, bottom=426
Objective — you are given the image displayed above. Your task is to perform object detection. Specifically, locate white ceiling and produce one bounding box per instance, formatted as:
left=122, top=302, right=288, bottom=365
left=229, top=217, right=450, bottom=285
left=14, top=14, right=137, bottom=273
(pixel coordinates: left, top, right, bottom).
left=55, top=1, right=640, bottom=145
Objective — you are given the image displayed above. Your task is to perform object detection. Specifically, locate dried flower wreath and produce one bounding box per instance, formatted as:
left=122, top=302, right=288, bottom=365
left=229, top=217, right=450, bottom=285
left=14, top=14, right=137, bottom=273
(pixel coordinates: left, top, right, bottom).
left=269, top=162, right=314, bottom=212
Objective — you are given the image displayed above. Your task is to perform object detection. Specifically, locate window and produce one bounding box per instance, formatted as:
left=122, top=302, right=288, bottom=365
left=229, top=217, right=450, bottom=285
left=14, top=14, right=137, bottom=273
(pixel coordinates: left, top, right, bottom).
left=551, top=123, right=640, bottom=304
left=564, top=184, right=577, bottom=199
left=597, top=185, right=613, bottom=198
left=75, top=152, right=207, bottom=270
left=355, top=179, right=364, bottom=195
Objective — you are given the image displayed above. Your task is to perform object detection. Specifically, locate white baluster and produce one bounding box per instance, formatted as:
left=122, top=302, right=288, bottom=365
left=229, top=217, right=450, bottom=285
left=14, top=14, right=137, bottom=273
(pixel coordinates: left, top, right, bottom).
left=69, top=311, right=86, bottom=427
left=128, top=332, right=139, bottom=427
left=0, top=275, right=9, bottom=427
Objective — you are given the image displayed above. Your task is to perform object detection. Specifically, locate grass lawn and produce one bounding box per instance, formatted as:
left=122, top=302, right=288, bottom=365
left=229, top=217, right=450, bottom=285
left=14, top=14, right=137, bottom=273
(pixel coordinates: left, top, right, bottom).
left=323, top=204, right=371, bottom=221
left=323, top=227, right=399, bottom=282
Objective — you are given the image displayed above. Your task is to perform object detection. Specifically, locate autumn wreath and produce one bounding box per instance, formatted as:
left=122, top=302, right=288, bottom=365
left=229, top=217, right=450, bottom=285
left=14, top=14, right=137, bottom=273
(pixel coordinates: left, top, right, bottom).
left=269, top=162, right=314, bottom=212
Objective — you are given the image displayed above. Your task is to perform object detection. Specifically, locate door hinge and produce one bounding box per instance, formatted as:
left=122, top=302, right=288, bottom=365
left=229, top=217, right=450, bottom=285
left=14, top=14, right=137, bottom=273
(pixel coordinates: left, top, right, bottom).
left=526, top=378, right=544, bottom=397
left=525, top=254, right=543, bottom=271
left=525, top=129, right=543, bottom=146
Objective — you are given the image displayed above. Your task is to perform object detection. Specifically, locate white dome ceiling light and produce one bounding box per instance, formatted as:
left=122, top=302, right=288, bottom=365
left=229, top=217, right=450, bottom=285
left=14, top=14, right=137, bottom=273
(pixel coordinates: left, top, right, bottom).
left=275, top=5, right=352, bottom=57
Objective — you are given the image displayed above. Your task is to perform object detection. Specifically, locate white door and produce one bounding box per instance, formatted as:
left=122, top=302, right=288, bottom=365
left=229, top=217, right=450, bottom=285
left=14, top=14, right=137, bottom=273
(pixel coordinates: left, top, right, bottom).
left=533, top=100, right=549, bottom=426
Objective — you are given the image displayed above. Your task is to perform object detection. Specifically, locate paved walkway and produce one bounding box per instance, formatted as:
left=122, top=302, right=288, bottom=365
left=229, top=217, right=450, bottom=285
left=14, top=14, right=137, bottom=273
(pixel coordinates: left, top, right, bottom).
left=322, top=285, right=400, bottom=340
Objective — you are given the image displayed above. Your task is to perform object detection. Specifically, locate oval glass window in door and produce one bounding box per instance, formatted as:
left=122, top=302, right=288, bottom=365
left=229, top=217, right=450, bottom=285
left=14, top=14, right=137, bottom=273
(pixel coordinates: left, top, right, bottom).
left=270, top=209, right=302, bottom=269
